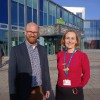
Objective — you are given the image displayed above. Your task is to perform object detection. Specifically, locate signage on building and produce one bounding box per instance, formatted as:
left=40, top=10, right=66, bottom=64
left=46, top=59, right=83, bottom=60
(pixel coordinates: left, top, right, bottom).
left=39, top=24, right=71, bottom=36
left=39, top=25, right=61, bottom=36
left=56, top=18, right=65, bottom=25
left=39, top=26, right=55, bottom=36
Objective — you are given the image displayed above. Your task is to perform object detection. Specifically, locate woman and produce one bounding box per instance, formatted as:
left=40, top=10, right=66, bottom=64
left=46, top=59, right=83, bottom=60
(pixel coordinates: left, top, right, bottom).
left=56, top=30, right=90, bottom=100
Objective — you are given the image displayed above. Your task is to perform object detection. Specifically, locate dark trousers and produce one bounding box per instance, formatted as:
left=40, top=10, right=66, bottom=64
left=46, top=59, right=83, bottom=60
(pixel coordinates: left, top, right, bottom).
left=56, top=85, right=84, bottom=100
left=29, top=86, right=44, bottom=100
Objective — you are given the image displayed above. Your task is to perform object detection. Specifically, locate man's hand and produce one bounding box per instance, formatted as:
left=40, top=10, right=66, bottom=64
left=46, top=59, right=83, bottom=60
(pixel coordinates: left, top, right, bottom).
left=45, top=91, right=50, bottom=99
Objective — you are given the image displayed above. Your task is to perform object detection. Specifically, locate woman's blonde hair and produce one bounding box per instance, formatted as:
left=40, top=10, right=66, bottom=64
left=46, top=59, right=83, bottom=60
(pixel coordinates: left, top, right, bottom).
left=61, top=29, right=80, bottom=47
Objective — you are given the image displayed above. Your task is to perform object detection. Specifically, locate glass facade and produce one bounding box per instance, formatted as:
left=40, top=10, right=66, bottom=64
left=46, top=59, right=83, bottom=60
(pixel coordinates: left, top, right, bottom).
left=76, top=13, right=82, bottom=19
left=11, top=0, right=24, bottom=26
left=0, top=28, right=8, bottom=56
left=11, top=1, right=18, bottom=25
left=84, top=20, right=100, bottom=49
left=0, top=0, right=83, bottom=56
left=0, top=0, right=8, bottom=24
left=48, top=2, right=56, bottom=25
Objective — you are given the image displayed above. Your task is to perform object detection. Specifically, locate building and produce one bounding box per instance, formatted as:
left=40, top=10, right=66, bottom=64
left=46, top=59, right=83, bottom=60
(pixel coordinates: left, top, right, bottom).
left=0, top=0, right=83, bottom=56
left=63, top=7, right=100, bottom=50
left=84, top=20, right=100, bottom=49
left=63, top=7, right=85, bottom=19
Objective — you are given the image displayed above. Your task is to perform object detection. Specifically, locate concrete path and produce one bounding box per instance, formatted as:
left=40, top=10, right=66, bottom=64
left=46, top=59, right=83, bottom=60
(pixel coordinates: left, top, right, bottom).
left=0, top=50, right=100, bottom=100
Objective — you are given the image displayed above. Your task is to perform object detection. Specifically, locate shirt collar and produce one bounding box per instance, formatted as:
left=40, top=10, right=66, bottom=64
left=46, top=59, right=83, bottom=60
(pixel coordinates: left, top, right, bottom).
left=25, top=40, right=37, bottom=49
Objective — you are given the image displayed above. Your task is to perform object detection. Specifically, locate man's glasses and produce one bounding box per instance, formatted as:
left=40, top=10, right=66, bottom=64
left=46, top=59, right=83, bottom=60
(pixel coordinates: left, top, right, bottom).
left=26, top=31, right=39, bottom=35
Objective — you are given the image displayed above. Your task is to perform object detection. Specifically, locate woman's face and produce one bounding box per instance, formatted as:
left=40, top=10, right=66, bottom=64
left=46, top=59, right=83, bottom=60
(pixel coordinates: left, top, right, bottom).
left=65, top=32, right=77, bottom=49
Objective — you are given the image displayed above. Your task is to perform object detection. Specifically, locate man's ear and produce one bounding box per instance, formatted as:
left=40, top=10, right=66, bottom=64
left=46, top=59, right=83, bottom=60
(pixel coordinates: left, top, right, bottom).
left=24, top=30, right=26, bottom=35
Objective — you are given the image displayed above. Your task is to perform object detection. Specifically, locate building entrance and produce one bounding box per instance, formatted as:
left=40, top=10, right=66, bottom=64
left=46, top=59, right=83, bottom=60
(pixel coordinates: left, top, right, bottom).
left=43, top=36, right=62, bottom=55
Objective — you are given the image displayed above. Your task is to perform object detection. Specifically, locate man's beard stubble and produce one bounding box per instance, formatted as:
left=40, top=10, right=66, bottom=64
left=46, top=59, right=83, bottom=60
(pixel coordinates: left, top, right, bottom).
left=26, top=36, right=37, bottom=44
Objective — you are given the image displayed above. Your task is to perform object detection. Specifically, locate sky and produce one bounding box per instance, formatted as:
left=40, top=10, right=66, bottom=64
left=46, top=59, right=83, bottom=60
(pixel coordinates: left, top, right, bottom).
left=52, top=0, right=100, bottom=20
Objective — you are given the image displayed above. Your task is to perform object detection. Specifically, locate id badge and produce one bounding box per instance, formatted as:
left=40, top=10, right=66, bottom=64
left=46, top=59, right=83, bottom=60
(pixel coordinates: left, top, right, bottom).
left=63, top=79, right=71, bottom=86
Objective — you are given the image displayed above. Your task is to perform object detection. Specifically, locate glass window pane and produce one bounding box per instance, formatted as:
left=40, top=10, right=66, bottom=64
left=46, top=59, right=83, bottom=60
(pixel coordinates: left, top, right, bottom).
left=49, top=3, right=52, bottom=15
left=49, top=15, right=52, bottom=25
left=11, top=1, right=18, bottom=25
left=39, top=0, right=43, bottom=11
left=43, top=13, right=47, bottom=25
left=27, top=7, right=32, bottom=23
left=19, top=31, right=25, bottom=44
left=69, top=13, right=73, bottom=24
left=63, top=11, right=68, bottom=23
left=27, top=0, right=32, bottom=7
left=0, top=0, right=8, bottom=23
left=33, top=0, right=37, bottom=9
left=84, top=21, right=90, bottom=28
left=49, top=2, right=56, bottom=25
left=11, top=31, right=18, bottom=46
left=40, top=11, right=43, bottom=26
left=43, top=0, right=47, bottom=13
left=49, top=2, right=56, bottom=16
left=19, top=0, right=24, bottom=5
left=19, top=3, right=24, bottom=26
left=60, top=9, right=62, bottom=18
left=53, top=16, right=55, bottom=24
left=0, top=29, right=8, bottom=56
left=57, top=7, right=60, bottom=19
left=33, top=9, right=37, bottom=24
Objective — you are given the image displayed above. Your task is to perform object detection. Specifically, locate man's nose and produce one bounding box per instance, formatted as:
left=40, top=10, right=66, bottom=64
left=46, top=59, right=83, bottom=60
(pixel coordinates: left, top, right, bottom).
left=30, top=33, right=35, bottom=36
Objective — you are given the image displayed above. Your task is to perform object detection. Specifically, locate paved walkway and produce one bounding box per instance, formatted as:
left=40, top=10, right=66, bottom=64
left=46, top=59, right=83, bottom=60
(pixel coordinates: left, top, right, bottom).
left=0, top=51, right=100, bottom=100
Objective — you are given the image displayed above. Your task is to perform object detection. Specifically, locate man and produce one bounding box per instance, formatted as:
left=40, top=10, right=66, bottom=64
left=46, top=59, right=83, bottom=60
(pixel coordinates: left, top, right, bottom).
left=8, top=22, right=51, bottom=100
